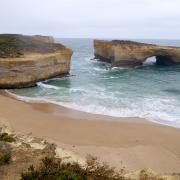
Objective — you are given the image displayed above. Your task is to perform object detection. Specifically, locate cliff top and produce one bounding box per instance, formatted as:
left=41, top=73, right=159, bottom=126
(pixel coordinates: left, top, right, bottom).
left=95, top=39, right=180, bottom=49
left=112, top=40, right=155, bottom=46
left=0, top=34, right=66, bottom=58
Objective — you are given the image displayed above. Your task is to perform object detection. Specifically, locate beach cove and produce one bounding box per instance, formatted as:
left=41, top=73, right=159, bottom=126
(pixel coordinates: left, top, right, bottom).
left=1, top=0, right=180, bottom=179
left=1, top=91, right=180, bottom=173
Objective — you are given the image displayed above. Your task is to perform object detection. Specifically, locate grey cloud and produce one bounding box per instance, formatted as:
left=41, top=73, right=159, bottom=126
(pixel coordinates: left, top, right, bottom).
left=0, top=0, right=179, bottom=39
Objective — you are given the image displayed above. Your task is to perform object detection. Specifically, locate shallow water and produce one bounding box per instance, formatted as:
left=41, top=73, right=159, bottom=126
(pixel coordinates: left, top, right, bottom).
left=10, top=38, right=180, bottom=128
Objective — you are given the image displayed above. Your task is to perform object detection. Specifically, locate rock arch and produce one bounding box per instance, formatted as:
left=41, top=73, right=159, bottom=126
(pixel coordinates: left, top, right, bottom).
left=143, top=54, right=176, bottom=66
left=94, top=40, right=180, bottom=67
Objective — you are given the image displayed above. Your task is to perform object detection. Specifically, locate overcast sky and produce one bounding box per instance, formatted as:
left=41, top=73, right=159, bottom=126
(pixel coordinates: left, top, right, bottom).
left=0, top=0, right=180, bottom=39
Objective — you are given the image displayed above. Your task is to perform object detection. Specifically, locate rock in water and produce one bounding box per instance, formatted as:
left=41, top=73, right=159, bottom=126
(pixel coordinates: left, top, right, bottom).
left=0, top=34, right=73, bottom=88
left=94, top=40, right=180, bottom=67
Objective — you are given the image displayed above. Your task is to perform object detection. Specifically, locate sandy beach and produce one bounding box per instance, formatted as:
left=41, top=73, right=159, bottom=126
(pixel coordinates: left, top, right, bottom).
left=0, top=91, right=180, bottom=173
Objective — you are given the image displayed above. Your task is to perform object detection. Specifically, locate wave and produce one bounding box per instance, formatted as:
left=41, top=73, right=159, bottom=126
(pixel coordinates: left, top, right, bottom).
left=84, top=56, right=95, bottom=62
left=5, top=90, right=180, bottom=128
left=93, top=67, right=108, bottom=72
left=37, top=82, right=60, bottom=90
left=111, top=67, right=129, bottom=70
left=5, top=90, right=46, bottom=103
left=56, top=101, right=180, bottom=128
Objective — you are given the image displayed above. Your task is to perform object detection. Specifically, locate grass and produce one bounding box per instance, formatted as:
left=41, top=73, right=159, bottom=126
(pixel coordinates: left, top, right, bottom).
left=112, top=40, right=154, bottom=46
left=0, top=133, right=16, bottom=142
left=21, top=155, right=124, bottom=180
left=0, top=153, right=11, bottom=166
left=0, top=34, right=65, bottom=58
left=0, top=34, right=23, bottom=58
left=139, top=169, right=164, bottom=180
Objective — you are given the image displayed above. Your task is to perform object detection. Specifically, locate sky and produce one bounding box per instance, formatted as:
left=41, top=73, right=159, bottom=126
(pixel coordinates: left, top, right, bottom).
left=0, top=0, right=180, bottom=39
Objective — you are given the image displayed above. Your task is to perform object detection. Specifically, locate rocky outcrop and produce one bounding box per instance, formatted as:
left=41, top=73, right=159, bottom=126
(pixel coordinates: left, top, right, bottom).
left=0, top=34, right=73, bottom=88
left=94, top=40, right=180, bottom=67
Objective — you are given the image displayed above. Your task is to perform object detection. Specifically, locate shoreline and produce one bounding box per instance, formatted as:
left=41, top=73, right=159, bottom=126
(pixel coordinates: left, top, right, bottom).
left=0, top=90, right=180, bottom=173
left=4, top=89, right=178, bottom=129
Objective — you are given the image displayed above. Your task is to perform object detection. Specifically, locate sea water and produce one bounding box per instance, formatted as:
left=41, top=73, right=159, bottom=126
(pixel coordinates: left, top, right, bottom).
left=9, top=39, right=180, bottom=128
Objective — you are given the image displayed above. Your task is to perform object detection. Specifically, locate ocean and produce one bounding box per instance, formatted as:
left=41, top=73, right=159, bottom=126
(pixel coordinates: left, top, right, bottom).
left=9, top=38, right=180, bottom=128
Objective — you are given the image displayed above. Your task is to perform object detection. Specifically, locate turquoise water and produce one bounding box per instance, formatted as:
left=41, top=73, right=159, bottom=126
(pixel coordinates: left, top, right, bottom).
left=10, top=39, right=180, bottom=127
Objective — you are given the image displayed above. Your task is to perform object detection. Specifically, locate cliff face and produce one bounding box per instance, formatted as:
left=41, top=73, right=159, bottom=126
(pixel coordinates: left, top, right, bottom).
left=94, top=40, right=180, bottom=67
left=0, top=34, right=73, bottom=88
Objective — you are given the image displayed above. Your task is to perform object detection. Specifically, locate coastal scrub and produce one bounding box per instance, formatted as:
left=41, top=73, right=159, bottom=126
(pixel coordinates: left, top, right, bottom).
left=0, top=133, right=16, bottom=142
left=21, top=155, right=123, bottom=180
left=0, top=153, right=11, bottom=165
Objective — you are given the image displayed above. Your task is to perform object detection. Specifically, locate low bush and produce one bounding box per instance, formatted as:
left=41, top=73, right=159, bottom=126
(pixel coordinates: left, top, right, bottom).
left=0, top=153, right=11, bottom=165
left=21, top=156, right=124, bottom=180
left=0, top=133, right=16, bottom=142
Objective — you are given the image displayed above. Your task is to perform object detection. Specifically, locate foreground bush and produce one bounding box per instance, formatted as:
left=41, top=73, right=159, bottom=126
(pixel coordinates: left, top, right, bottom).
left=0, top=153, right=11, bottom=165
left=0, top=133, right=16, bottom=142
left=21, top=156, right=124, bottom=180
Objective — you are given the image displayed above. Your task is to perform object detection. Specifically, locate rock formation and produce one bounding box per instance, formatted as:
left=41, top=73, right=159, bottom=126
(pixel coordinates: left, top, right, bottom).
left=94, top=40, right=180, bottom=67
left=0, top=34, right=73, bottom=88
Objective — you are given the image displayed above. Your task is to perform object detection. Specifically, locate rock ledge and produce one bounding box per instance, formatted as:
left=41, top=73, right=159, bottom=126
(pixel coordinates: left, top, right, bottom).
left=0, top=34, right=73, bottom=88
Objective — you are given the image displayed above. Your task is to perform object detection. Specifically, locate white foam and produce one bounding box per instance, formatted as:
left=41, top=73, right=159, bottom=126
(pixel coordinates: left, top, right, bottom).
left=37, top=82, right=60, bottom=90
left=84, top=56, right=95, bottom=62
left=93, top=67, right=108, bottom=72
left=111, top=67, right=129, bottom=70
left=5, top=90, right=180, bottom=128
left=54, top=98, right=180, bottom=128
left=5, top=90, right=46, bottom=103
left=143, top=56, right=156, bottom=66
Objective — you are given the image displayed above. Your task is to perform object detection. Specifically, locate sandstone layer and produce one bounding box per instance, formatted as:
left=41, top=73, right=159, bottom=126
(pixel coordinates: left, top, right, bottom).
left=0, top=34, right=73, bottom=88
left=94, top=40, right=180, bottom=67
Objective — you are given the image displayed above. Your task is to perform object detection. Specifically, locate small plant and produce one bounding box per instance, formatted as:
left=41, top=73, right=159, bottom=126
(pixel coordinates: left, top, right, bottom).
left=21, top=155, right=124, bottom=180
left=21, top=165, right=40, bottom=180
left=0, top=153, right=11, bottom=165
left=139, top=169, right=164, bottom=180
left=0, top=133, right=16, bottom=142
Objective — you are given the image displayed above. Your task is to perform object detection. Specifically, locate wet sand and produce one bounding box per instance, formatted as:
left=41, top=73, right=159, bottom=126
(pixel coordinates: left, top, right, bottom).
left=0, top=92, right=180, bottom=173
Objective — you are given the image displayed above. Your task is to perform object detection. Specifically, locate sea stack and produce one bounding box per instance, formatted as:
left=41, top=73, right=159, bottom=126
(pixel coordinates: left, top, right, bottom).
left=0, top=34, right=73, bottom=88
left=94, top=40, right=180, bottom=67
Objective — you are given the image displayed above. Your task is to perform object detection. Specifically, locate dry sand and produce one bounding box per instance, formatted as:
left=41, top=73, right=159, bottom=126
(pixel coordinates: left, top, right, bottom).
left=0, top=91, right=180, bottom=173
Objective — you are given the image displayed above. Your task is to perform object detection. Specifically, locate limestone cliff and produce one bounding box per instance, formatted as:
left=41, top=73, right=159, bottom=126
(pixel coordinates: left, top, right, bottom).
left=0, top=34, right=73, bottom=88
left=94, top=40, right=180, bottom=67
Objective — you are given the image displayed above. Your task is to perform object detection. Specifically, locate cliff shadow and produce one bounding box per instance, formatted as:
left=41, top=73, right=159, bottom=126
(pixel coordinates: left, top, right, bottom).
left=144, top=55, right=177, bottom=66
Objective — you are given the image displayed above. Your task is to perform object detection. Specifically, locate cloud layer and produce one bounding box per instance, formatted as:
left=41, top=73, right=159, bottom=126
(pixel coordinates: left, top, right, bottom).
left=0, top=0, right=180, bottom=39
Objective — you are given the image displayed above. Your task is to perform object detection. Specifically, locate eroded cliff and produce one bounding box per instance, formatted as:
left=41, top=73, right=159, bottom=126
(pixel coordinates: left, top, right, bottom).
left=94, top=40, right=180, bottom=67
left=0, top=34, right=73, bottom=88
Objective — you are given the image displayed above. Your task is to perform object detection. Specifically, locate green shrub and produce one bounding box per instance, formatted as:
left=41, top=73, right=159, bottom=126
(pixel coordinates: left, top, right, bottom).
left=0, top=133, right=16, bottom=142
left=0, top=35, right=23, bottom=58
left=21, top=165, right=40, bottom=180
left=0, top=153, right=11, bottom=165
left=21, top=156, right=123, bottom=180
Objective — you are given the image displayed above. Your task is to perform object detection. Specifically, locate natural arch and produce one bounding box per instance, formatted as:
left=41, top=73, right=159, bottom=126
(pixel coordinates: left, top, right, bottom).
left=143, top=55, right=176, bottom=66
left=94, top=40, right=180, bottom=67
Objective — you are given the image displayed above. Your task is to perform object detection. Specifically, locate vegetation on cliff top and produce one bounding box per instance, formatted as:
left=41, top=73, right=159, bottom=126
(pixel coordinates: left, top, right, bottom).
left=0, top=34, right=66, bottom=58
left=112, top=40, right=155, bottom=46
left=0, top=35, right=24, bottom=58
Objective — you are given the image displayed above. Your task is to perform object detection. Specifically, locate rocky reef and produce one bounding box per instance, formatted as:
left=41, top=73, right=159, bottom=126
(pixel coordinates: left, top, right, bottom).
left=94, top=40, right=180, bottom=67
left=0, top=34, right=73, bottom=88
